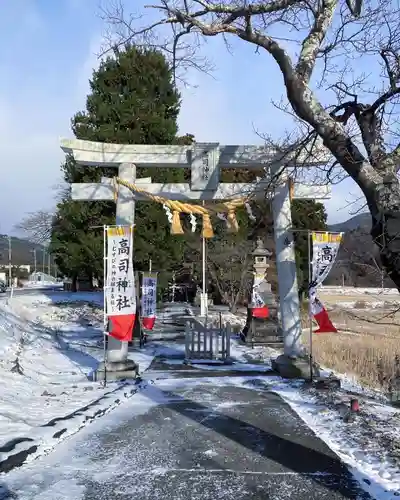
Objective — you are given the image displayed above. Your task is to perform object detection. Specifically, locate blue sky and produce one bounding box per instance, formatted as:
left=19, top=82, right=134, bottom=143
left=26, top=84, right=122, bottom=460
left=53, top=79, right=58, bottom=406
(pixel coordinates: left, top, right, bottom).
left=0, top=0, right=365, bottom=236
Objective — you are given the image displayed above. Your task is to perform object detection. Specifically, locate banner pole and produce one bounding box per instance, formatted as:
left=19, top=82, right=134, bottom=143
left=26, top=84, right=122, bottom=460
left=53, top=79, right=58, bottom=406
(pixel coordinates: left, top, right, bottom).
left=308, top=230, right=314, bottom=383
left=103, top=225, right=107, bottom=388
left=139, top=271, right=144, bottom=347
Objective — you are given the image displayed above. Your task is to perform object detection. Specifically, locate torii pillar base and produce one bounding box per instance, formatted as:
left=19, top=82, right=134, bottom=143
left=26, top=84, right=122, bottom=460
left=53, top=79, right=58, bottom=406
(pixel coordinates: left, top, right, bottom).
left=93, top=359, right=139, bottom=382
left=271, top=354, right=320, bottom=380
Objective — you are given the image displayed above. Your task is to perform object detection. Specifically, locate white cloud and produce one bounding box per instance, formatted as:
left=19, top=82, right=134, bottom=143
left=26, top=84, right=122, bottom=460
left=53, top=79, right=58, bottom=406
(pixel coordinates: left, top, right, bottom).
left=74, top=35, right=105, bottom=106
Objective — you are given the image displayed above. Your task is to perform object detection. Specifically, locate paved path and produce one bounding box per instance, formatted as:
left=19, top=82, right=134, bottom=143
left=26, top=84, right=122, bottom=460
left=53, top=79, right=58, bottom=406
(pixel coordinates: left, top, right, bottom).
left=2, top=375, right=373, bottom=499
left=81, top=380, right=372, bottom=500
left=0, top=304, right=374, bottom=499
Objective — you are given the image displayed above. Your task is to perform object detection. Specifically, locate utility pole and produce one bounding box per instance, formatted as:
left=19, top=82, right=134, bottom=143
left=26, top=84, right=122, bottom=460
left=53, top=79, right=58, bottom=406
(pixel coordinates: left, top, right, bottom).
left=48, top=252, right=51, bottom=275
left=171, top=271, right=176, bottom=303
left=8, top=236, right=12, bottom=287
left=33, top=249, right=37, bottom=274
left=42, top=249, right=46, bottom=274
left=149, top=259, right=152, bottom=273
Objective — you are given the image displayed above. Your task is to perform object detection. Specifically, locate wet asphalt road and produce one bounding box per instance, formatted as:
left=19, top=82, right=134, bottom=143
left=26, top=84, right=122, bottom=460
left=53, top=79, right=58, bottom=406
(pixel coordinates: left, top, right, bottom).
left=2, top=377, right=373, bottom=500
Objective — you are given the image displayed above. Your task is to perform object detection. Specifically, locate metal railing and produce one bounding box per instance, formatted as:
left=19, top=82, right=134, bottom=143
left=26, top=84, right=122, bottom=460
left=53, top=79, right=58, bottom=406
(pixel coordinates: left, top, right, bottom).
left=185, top=320, right=231, bottom=362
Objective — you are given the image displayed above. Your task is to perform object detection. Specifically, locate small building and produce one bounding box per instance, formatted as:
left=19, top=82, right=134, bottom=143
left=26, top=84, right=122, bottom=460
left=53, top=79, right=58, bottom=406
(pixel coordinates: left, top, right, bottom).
left=28, top=271, right=56, bottom=283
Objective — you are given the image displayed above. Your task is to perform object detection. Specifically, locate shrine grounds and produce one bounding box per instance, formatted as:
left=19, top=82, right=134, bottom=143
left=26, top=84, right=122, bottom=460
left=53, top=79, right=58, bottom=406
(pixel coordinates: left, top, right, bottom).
left=301, top=292, right=400, bottom=392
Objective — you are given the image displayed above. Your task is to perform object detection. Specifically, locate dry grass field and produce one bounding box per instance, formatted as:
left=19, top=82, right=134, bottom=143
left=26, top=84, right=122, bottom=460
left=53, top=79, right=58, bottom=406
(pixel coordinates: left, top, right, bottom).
left=302, top=294, right=400, bottom=392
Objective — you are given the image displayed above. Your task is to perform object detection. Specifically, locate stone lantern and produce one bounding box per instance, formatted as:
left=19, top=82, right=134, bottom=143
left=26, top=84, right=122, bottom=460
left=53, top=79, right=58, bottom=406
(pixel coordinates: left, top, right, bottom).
left=251, top=238, right=277, bottom=316
left=242, top=238, right=282, bottom=346
left=252, top=237, right=271, bottom=283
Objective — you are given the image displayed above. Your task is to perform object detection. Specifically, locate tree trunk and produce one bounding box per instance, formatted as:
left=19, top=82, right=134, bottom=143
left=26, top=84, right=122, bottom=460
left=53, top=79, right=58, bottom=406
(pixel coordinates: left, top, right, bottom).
left=256, top=44, right=400, bottom=292
left=241, top=306, right=252, bottom=339
left=370, top=208, right=400, bottom=290
left=86, top=271, right=94, bottom=291
left=229, top=302, right=238, bottom=313
left=71, top=274, right=78, bottom=292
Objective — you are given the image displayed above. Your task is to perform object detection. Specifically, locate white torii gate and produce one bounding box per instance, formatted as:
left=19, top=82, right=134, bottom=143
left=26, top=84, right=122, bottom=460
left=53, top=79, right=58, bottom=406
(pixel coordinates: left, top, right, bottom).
left=61, top=138, right=331, bottom=379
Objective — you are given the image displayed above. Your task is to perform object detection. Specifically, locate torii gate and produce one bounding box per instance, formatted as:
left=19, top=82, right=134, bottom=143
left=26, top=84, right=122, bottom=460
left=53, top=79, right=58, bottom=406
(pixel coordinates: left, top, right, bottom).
left=61, top=138, right=331, bottom=379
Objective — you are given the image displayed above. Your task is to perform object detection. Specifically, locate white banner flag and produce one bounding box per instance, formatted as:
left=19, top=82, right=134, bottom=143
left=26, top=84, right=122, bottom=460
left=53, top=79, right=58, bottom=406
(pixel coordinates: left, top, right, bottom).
left=251, top=273, right=264, bottom=307
left=250, top=272, right=269, bottom=318
left=105, top=226, right=136, bottom=342
left=311, top=232, right=343, bottom=288
left=141, top=273, right=157, bottom=330
left=308, top=232, right=342, bottom=333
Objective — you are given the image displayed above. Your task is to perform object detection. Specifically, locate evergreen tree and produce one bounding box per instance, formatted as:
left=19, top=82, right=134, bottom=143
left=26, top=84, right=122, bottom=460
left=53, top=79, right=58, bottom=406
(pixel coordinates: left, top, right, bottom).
left=50, top=45, right=190, bottom=288
left=292, top=199, right=327, bottom=293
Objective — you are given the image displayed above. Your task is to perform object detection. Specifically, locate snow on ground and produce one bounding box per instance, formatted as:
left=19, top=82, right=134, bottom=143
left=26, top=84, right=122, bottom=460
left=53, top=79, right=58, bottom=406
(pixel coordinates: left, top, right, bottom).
left=0, top=384, right=175, bottom=500
left=320, top=286, right=400, bottom=295
left=276, top=386, right=400, bottom=499
left=21, top=282, right=63, bottom=290
left=0, top=291, right=156, bottom=470
left=206, top=310, right=247, bottom=331
left=2, top=295, right=400, bottom=497
left=152, top=375, right=400, bottom=498
left=3, top=373, right=400, bottom=499
left=187, top=306, right=400, bottom=496
left=330, top=301, right=399, bottom=309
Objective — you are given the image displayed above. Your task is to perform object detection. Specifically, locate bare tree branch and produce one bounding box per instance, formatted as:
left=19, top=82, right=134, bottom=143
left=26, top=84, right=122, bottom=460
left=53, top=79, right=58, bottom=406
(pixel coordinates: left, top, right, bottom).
left=296, top=0, right=337, bottom=83
left=15, top=211, right=54, bottom=245
left=101, top=0, right=400, bottom=289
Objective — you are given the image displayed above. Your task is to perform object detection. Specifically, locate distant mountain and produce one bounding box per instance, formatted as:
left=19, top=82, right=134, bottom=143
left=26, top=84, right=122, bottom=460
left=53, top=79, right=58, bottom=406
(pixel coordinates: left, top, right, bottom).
left=0, top=235, right=44, bottom=266
left=326, top=213, right=395, bottom=287
left=328, top=212, right=371, bottom=233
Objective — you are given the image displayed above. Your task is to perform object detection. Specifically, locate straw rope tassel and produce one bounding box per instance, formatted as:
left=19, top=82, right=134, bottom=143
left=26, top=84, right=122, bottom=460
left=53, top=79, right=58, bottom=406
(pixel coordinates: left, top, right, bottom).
left=202, top=213, right=214, bottom=238
left=112, top=177, right=119, bottom=203
left=226, top=208, right=239, bottom=233
left=171, top=210, right=184, bottom=235
left=289, top=178, right=294, bottom=201
left=113, top=177, right=249, bottom=239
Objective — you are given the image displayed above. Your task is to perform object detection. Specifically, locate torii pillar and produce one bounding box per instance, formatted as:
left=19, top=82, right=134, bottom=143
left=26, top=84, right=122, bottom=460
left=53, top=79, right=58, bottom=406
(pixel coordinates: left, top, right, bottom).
left=271, top=168, right=306, bottom=377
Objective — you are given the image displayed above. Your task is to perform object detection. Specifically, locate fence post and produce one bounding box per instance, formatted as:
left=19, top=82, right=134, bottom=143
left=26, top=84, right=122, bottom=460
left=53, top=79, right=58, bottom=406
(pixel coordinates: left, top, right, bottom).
left=190, top=322, right=196, bottom=356
left=197, top=326, right=201, bottom=355
left=221, top=326, right=225, bottom=360
left=226, top=323, right=231, bottom=359
left=185, top=321, right=190, bottom=361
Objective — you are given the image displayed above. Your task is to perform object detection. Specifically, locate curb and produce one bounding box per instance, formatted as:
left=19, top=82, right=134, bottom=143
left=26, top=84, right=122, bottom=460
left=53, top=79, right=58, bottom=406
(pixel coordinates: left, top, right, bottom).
left=0, top=378, right=147, bottom=475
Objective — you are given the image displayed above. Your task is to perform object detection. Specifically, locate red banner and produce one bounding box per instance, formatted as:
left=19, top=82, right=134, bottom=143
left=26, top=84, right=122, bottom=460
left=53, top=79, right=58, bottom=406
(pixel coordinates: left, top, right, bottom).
left=310, top=297, right=337, bottom=334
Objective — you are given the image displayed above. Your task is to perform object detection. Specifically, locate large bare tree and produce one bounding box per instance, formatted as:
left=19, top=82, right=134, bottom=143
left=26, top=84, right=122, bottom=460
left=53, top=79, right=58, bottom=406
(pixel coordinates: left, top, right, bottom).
left=15, top=183, right=67, bottom=244
left=15, top=210, right=54, bottom=244
left=102, top=0, right=400, bottom=288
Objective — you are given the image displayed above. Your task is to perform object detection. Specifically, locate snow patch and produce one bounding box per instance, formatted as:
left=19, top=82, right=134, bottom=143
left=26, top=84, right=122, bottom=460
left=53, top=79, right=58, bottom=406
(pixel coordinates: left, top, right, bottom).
left=203, top=449, right=218, bottom=457
left=0, top=292, right=158, bottom=471
left=320, top=286, right=399, bottom=296
left=238, top=377, right=400, bottom=499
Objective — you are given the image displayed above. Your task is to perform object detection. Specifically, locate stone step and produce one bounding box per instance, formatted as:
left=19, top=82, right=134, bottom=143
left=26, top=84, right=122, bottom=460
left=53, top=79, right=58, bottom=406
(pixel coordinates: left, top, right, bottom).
left=253, top=341, right=284, bottom=348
